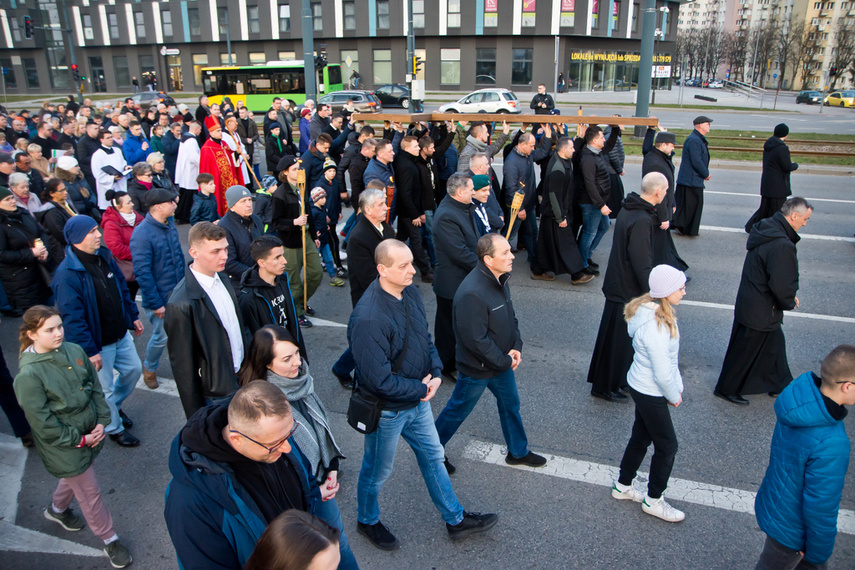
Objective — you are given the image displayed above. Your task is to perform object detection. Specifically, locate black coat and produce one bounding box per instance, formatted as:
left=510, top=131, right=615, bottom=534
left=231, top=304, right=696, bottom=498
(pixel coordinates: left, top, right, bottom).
left=165, top=267, right=249, bottom=419
left=601, top=192, right=658, bottom=303
left=127, top=178, right=152, bottom=214
left=336, top=138, right=362, bottom=194
left=345, top=215, right=395, bottom=307
left=453, top=262, right=522, bottom=379
left=760, top=137, right=798, bottom=199
left=218, top=210, right=265, bottom=289
left=266, top=134, right=286, bottom=174
left=272, top=181, right=317, bottom=250
left=393, top=151, right=424, bottom=219
left=37, top=201, right=76, bottom=263
left=432, top=195, right=478, bottom=300
left=578, top=128, right=620, bottom=210
left=237, top=268, right=307, bottom=359
left=17, top=167, right=46, bottom=201
left=641, top=134, right=676, bottom=223
left=734, top=212, right=799, bottom=331
left=347, top=154, right=371, bottom=207
left=0, top=207, right=50, bottom=311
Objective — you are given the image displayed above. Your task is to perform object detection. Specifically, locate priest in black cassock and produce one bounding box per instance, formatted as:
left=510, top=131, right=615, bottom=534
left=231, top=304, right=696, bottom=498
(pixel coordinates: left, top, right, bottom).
left=713, top=197, right=812, bottom=405
left=587, top=173, right=667, bottom=402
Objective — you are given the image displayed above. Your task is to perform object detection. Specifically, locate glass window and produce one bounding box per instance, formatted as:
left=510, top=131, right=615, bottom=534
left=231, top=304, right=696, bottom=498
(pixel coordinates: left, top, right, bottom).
left=11, top=19, right=21, bottom=42
left=632, top=3, right=639, bottom=33
left=218, top=7, right=229, bottom=37
left=279, top=5, right=291, bottom=33
left=139, top=55, right=156, bottom=87
left=193, top=54, right=208, bottom=87
left=413, top=0, right=425, bottom=27
left=279, top=51, right=296, bottom=60
left=46, top=45, right=71, bottom=90
left=188, top=8, right=201, bottom=36
left=113, top=55, right=130, bottom=87
left=135, top=12, right=145, bottom=38
left=448, top=0, right=461, bottom=27
left=341, top=49, right=359, bottom=85
left=23, top=58, right=39, bottom=88
left=344, top=2, right=356, bottom=30
left=109, top=13, right=120, bottom=39
left=248, top=6, right=260, bottom=34
left=312, top=3, right=322, bottom=32
left=220, top=53, right=237, bottom=65
left=441, top=48, right=460, bottom=84
left=249, top=52, right=266, bottom=65
left=373, top=49, right=392, bottom=85
left=82, top=15, right=94, bottom=40
left=378, top=1, right=390, bottom=29
left=0, top=58, right=17, bottom=89
left=476, top=48, right=497, bottom=85
left=512, top=48, right=533, bottom=85
left=162, top=11, right=173, bottom=37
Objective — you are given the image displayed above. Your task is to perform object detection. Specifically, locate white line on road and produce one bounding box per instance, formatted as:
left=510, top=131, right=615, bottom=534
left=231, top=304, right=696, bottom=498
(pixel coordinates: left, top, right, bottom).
left=680, top=300, right=855, bottom=324
left=706, top=191, right=855, bottom=205
left=462, top=439, right=855, bottom=535
left=700, top=224, right=855, bottom=242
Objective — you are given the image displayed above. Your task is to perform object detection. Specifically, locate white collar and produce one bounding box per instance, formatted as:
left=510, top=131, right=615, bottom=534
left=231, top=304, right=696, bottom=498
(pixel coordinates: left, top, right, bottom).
left=189, top=266, right=220, bottom=289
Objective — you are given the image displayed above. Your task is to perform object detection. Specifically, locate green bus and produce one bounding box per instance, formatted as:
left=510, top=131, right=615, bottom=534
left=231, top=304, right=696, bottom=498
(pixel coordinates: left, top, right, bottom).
left=202, top=61, right=343, bottom=112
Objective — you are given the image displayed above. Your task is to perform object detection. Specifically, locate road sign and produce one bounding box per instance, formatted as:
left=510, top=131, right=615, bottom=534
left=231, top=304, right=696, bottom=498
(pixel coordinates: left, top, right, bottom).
left=0, top=67, right=7, bottom=75
left=345, top=56, right=352, bottom=67
left=773, top=73, right=778, bottom=79
left=160, top=47, right=180, bottom=56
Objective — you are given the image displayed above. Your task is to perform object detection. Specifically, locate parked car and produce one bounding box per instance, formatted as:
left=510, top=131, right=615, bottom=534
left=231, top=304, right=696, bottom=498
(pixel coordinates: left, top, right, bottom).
left=796, top=90, right=823, bottom=104
left=592, top=79, right=637, bottom=91
left=709, top=80, right=724, bottom=89
left=131, top=91, right=176, bottom=110
left=373, top=84, right=411, bottom=108
left=437, top=88, right=521, bottom=114
left=824, top=90, right=855, bottom=107
left=317, top=90, right=382, bottom=113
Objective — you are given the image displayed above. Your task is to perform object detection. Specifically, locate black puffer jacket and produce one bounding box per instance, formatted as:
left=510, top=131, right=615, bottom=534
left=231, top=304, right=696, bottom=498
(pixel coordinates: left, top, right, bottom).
left=272, top=181, right=317, bottom=250
left=601, top=192, right=658, bottom=303
left=760, top=137, right=799, bottom=199
left=0, top=207, right=50, bottom=311
left=734, top=212, right=799, bottom=331
left=393, top=151, right=424, bottom=219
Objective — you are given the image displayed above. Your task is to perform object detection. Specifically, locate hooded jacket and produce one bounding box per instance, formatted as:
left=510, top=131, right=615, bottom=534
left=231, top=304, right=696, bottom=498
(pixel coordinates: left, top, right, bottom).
left=755, top=372, right=850, bottom=565
left=626, top=303, right=683, bottom=404
left=238, top=267, right=306, bottom=359
left=734, top=211, right=799, bottom=331
left=601, top=192, right=658, bottom=304
left=122, top=131, right=151, bottom=165
left=760, top=136, right=799, bottom=199
left=14, top=342, right=111, bottom=479
left=129, top=213, right=186, bottom=310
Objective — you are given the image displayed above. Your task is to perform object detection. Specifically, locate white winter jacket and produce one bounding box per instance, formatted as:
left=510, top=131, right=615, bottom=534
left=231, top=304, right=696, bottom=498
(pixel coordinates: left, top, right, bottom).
left=626, top=303, right=683, bottom=404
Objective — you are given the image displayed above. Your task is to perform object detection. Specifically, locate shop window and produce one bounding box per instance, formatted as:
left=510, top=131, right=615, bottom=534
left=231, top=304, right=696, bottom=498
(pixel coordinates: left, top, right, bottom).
left=476, top=49, right=497, bottom=85
left=373, top=49, right=392, bottom=84
left=193, top=54, right=209, bottom=87
left=512, top=48, right=533, bottom=85
left=441, top=48, right=461, bottom=84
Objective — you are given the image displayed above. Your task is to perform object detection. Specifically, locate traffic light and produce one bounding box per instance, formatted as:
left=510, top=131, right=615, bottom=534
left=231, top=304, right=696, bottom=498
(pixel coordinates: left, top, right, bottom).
left=23, top=16, right=33, bottom=39
left=314, top=54, right=327, bottom=70
left=412, top=55, right=423, bottom=75
left=829, top=67, right=838, bottom=77
left=71, top=64, right=80, bottom=81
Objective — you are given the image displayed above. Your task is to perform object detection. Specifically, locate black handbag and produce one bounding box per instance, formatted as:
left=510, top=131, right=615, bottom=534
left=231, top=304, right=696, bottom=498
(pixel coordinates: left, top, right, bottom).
left=347, top=299, right=410, bottom=434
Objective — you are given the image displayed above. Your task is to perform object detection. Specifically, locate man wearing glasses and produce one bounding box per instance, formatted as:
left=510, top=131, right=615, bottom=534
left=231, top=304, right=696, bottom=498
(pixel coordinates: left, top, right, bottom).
left=165, top=380, right=359, bottom=569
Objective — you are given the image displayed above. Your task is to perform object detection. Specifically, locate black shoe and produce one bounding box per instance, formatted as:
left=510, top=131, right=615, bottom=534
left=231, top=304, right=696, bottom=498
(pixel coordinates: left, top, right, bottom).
left=582, top=267, right=600, bottom=276
left=590, top=390, right=628, bottom=402
left=118, top=409, right=133, bottom=429
left=109, top=431, right=140, bottom=447
left=298, top=315, right=313, bottom=328
left=505, top=451, right=547, bottom=468
left=357, top=521, right=400, bottom=551
left=587, top=258, right=599, bottom=269
left=444, top=456, right=456, bottom=475
left=442, top=369, right=458, bottom=382
left=685, top=275, right=692, bottom=283
left=447, top=511, right=499, bottom=541
left=20, top=432, right=35, bottom=448
left=768, top=391, right=780, bottom=398
left=335, top=267, right=348, bottom=278
left=332, top=366, right=354, bottom=389
left=714, top=390, right=749, bottom=406
left=305, top=305, right=316, bottom=316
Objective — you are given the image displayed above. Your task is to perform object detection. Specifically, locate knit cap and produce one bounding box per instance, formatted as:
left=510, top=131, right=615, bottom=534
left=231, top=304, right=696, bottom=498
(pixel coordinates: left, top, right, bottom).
left=323, top=158, right=337, bottom=173
left=225, top=185, right=252, bottom=208
left=56, top=155, right=78, bottom=170
left=648, top=264, right=687, bottom=299
left=0, top=186, right=12, bottom=202
left=471, top=174, right=491, bottom=190
left=310, top=187, right=326, bottom=202
left=774, top=123, right=789, bottom=138
left=63, top=215, right=98, bottom=245
left=269, top=122, right=281, bottom=131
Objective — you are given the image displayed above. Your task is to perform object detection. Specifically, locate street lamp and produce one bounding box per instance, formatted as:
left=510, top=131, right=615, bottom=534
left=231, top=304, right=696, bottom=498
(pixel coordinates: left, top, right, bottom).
left=748, top=6, right=768, bottom=87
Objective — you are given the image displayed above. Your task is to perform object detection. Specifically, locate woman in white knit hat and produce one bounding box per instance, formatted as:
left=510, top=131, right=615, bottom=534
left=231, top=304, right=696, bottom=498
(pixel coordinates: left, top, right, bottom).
left=611, top=264, right=687, bottom=523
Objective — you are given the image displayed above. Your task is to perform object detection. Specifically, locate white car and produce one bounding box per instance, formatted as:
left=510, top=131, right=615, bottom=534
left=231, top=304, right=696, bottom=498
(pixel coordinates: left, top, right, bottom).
left=708, top=80, right=724, bottom=89
left=437, top=88, right=521, bottom=114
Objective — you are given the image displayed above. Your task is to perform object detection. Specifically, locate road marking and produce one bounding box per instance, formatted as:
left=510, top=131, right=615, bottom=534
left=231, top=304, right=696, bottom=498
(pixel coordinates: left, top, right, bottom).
left=705, top=190, right=855, bottom=205
left=308, top=317, right=347, bottom=328
left=462, top=439, right=855, bottom=535
left=681, top=300, right=855, bottom=324
left=700, top=224, right=855, bottom=243
left=0, top=434, right=103, bottom=558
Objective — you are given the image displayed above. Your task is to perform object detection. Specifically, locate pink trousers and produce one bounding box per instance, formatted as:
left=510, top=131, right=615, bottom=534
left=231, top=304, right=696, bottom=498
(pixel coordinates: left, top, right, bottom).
left=52, top=464, right=115, bottom=540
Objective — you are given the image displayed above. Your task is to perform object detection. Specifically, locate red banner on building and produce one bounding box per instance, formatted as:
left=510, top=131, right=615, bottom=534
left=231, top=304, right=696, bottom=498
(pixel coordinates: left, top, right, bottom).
left=485, top=0, right=498, bottom=12
left=523, top=0, right=536, bottom=11
left=562, top=0, right=575, bottom=10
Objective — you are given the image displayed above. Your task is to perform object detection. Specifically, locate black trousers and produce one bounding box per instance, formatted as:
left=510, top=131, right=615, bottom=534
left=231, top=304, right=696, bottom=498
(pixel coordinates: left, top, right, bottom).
left=0, top=340, right=30, bottom=438
left=672, top=184, right=704, bottom=236
left=587, top=300, right=634, bottom=394
left=745, top=197, right=786, bottom=233
left=397, top=217, right=432, bottom=275
left=434, top=295, right=456, bottom=373
left=175, top=187, right=196, bottom=223
left=328, top=221, right=342, bottom=268
left=618, top=388, right=678, bottom=499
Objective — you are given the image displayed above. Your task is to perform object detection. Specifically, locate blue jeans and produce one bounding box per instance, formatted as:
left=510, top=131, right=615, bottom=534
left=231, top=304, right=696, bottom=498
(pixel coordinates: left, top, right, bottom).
left=334, top=347, right=356, bottom=377
left=578, top=203, right=610, bottom=265
left=143, top=309, right=167, bottom=372
left=421, top=209, right=437, bottom=266
left=312, top=496, right=359, bottom=570
left=357, top=401, right=464, bottom=526
left=342, top=211, right=358, bottom=239
left=506, top=203, right=538, bottom=265
left=435, top=369, right=529, bottom=459
left=319, top=243, right=336, bottom=277
left=96, top=332, right=142, bottom=435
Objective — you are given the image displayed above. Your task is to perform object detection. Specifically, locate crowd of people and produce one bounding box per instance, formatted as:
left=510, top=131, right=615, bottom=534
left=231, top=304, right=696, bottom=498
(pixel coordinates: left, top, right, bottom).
left=0, top=89, right=852, bottom=570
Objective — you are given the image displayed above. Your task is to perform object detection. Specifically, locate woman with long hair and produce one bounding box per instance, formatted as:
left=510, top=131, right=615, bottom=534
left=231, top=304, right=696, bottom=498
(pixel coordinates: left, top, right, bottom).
left=13, top=306, right=132, bottom=568
left=245, top=510, right=340, bottom=570
left=611, top=264, right=687, bottom=523
left=38, top=178, right=78, bottom=263
left=100, top=190, right=143, bottom=300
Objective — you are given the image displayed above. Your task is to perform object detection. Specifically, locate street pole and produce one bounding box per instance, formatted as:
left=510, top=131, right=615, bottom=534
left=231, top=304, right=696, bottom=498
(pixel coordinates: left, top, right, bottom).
left=634, top=0, right=657, bottom=135
left=59, top=0, right=82, bottom=103
left=407, top=0, right=415, bottom=111
left=553, top=35, right=559, bottom=96
left=301, top=0, right=316, bottom=102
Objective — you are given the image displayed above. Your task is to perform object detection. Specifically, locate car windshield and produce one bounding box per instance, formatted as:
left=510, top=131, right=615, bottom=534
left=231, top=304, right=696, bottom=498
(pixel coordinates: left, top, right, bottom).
left=842, top=91, right=855, bottom=97
left=807, top=92, right=820, bottom=96
left=502, top=92, right=517, bottom=101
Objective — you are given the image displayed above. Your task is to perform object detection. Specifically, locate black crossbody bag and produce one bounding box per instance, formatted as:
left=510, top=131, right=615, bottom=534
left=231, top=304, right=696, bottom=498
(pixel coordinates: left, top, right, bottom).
left=347, top=299, right=410, bottom=434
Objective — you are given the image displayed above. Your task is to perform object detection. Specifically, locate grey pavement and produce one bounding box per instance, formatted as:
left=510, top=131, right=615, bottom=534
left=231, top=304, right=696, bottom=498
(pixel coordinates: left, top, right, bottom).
left=1, top=166, right=854, bottom=569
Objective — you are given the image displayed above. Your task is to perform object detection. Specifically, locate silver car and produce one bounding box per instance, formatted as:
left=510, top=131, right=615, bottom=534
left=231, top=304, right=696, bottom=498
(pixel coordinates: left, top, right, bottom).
left=438, top=88, right=521, bottom=114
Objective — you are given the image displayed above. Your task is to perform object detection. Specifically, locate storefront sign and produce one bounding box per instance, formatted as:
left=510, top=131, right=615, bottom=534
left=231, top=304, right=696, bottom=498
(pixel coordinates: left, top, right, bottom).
left=485, top=0, right=498, bottom=12
left=562, top=0, right=575, bottom=9
left=570, top=52, right=672, bottom=63
left=560, top=0, right=575, bottom=26
left=653, top=65, right=672, bottom=78
left=523, top=0, right=537, bottom=11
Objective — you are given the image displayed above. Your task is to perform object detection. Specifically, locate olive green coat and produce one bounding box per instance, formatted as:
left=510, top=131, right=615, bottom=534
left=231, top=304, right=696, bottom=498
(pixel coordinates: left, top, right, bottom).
left=13, top=342, right=111, bottom=479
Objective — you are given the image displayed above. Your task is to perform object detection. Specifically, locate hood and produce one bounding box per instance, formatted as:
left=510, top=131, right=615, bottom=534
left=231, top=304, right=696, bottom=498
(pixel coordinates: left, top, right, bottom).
left=621, top=191, right=656, bottom=212
left=239, top=266, right=274, bottom=289
left=775, top=372, right=846, bottom=429
left=627, top=302, right=657, bottom=338
left=18, top=345, right=65, bottom=368
left=178, top=401, right=248, bottom=470
left=465, top=135, right=487, bottom=151
left=764, top=136, right=786, bottom=152
left=746, top=211, right=798, bottom=251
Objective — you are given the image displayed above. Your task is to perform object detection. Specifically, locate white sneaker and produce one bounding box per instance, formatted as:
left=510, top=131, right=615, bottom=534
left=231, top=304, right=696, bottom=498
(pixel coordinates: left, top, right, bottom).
left=641, top=495, right=685, bottom=522
left=611, top=481, right=644, bottom=503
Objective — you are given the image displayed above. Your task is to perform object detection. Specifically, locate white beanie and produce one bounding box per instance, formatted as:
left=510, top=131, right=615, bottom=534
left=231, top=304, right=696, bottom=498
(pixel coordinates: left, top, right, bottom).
left=649, top=264, right=686, bottom=299
left=56, top=155, right=78, bottom=171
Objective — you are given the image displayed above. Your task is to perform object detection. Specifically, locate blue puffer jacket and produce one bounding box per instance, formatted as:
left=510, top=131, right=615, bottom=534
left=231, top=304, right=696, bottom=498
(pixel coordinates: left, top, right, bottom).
left=129, top=214, right=186, bottom=310
left=755, top=372, right=851, bottom=565
left=675, top=129, right=710, bottom=188
left=51, top=246, right=138, bottom=357
left=122, top=132, right=152, bottom=165
left=348, top=280, right=442, bottom=411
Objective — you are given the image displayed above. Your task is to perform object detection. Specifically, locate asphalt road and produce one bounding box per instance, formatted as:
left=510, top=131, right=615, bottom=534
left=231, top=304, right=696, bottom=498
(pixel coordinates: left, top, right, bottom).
left=1, top=166, right=854, bottom=569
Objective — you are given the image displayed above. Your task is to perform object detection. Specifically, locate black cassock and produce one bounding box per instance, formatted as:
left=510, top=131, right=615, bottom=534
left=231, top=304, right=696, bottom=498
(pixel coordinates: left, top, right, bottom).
left=536, top=154, right=585, bottom=276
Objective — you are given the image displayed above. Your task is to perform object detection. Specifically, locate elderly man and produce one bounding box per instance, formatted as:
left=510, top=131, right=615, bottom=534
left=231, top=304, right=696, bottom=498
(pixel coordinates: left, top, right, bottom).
left=218, top=185, right=265, bottom=289
left=349, top=239, right=498, bottom=550
left=587, top=173, right=667, bottom=402
left=164, top=381, right=358, bottom=569
left=436, top=234, right=547, bottom=473
left=672, top=116, right=712, bottom=236
left=714, top=197, right=813, bottom=405
left=745, top=123, right=799, bottom=232
left=51, top=216, right=144, bottom=447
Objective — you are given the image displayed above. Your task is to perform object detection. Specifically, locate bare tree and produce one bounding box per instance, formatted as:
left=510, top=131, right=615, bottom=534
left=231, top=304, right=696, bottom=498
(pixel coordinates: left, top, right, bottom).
left=829, top=21, right=855, bottom=90
left=793, top=25, right=824, bottom=90
left=775, top=17, right=804, bottom=90
left=723, top=31, right=750, bottom=83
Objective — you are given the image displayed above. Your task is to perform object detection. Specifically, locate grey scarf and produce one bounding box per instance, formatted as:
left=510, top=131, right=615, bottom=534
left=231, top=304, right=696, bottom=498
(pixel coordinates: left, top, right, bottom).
left=267, top=364, right=344, bottom=484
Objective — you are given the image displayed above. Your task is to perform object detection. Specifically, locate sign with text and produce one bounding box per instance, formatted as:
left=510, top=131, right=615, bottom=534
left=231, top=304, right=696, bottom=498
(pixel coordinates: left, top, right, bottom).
left=561, top=0, right=575, bottom=26
left=653, top=65, right=672, bottom=78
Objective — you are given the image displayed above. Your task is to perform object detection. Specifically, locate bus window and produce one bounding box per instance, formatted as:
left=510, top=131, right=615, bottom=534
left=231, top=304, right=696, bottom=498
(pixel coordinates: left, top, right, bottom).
left=326, top=65, right=342, bottom=87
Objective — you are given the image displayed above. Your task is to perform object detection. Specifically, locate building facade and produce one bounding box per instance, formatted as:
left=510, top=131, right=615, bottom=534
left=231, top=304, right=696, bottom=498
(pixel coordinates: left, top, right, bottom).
left=0, top=0, right=679, bottom=96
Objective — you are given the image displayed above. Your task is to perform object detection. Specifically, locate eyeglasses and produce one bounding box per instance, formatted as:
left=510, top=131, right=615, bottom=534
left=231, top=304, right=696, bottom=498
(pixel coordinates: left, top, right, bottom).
left=230, top=419, right=301, bottom=454
left=680, top=285, right=687, bottom=293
